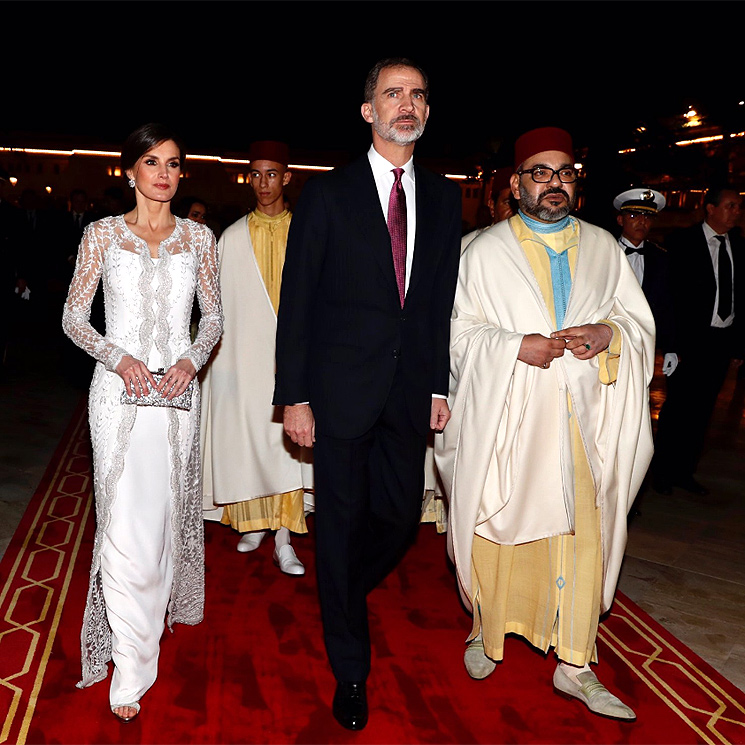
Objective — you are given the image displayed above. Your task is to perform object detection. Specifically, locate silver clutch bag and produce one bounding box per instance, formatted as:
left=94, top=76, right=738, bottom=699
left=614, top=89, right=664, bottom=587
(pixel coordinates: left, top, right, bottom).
left=120, top=368, right=195, bottom=411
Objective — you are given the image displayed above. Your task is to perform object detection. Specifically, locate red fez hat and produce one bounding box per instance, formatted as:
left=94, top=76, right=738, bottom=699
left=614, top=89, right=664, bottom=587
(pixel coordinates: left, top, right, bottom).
left=514, top=127, right=574, bottom=170
left=248, top=140, right=290, bottom=167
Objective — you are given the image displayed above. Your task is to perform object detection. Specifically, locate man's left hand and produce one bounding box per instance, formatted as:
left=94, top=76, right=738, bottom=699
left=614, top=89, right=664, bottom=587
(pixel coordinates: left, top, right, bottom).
left=552, top=324, right=613, bottom=360
left=431, top=398, right=451, bottom=431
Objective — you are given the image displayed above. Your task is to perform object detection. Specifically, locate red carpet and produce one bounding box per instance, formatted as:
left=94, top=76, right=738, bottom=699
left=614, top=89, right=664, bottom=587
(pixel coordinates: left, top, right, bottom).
left=2, top=402, right=745, bottom=745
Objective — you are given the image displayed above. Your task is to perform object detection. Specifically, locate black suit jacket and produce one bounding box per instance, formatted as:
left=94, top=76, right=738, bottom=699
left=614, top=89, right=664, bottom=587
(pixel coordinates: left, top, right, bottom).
left=635, top=239, right=676, bottom=353
left=62, top=210, right=97, bottom=242
left=273, top=154, right=462, bottom=440
left=18, top=207, right=57, bottom=294
left=58, top=210, right=97, bottom=281
left=0, top=200, right=23, bottom=294
left=666, top=222, right=745, bottom=359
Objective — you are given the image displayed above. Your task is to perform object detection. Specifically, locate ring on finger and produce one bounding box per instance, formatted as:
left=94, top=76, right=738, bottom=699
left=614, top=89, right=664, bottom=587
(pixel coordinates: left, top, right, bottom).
left=584, top=343, right=591, bottom=350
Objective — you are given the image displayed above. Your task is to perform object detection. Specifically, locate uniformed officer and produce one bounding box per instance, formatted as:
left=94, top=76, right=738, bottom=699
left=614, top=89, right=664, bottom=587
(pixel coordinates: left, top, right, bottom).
left=614, top=187, right=678, bottom=376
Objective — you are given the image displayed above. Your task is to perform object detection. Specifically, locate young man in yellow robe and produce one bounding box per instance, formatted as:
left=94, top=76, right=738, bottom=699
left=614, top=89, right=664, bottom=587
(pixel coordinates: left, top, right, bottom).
left=200, top=141, right=310, bottom=575
left=436, top=127, right=655, bottom=721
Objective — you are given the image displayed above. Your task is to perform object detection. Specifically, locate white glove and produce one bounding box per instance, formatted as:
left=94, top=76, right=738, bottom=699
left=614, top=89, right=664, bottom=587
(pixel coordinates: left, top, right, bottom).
left=14, top=286, right=31, bottom=301
left=662, top=353, right=679, bottom=377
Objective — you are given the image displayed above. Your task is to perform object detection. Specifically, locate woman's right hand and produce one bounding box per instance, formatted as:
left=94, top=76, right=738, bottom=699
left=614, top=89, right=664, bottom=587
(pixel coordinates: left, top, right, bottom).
left=116, top=356, right=158, bottom=398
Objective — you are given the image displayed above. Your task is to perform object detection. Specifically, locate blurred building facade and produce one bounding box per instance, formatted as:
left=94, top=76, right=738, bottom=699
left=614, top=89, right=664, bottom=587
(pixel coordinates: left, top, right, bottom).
left=4, top=98, right=745, bottom=239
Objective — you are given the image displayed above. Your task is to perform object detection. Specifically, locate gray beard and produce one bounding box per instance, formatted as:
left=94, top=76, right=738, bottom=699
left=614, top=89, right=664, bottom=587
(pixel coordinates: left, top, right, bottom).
left=372, top=107, right=425, bottom=145
left=519, top=182, right=575, bottom=222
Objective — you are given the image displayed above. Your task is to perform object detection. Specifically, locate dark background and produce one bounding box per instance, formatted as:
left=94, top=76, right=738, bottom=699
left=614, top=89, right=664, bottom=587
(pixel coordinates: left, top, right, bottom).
left=4, top=0, right=738, bottom=169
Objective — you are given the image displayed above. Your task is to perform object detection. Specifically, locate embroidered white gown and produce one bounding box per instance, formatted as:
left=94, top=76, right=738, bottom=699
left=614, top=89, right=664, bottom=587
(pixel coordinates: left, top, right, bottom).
left=62, top=215, right=223, bottom=706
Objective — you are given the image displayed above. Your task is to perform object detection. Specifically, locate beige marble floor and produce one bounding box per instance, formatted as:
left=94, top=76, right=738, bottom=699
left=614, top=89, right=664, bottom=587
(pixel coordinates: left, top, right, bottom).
left=0, top=324, right=82, bottom=561
left=617, top=362, right=745, bottom=693
left=1, top=322, right=744, bottom=695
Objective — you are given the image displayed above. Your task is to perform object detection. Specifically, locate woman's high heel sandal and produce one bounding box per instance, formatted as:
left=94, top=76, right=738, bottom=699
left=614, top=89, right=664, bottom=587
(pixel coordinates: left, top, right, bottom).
left=111, top=702, right=140, bottom=723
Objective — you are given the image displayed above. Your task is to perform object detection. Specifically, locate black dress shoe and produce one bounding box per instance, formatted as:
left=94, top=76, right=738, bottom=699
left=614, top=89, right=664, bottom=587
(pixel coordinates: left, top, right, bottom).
left=332, top=681, right=368, bottom=731
left=673, top=477, right=709, bottom=496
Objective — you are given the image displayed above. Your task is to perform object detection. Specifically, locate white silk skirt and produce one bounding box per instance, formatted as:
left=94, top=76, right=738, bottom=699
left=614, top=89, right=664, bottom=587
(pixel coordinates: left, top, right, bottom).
left=100, top=406, right=173, bottom=707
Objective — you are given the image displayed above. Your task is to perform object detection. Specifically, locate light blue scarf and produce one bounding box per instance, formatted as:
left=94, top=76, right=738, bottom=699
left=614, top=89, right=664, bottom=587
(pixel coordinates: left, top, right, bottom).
left=518, top=209, right=572, bottom=234
left=518, top=211, right=574, bottom=329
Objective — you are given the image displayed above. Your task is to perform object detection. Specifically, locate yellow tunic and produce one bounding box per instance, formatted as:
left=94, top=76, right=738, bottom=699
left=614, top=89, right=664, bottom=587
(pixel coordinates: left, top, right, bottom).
left=222, top=209, right=307, bottom=534
left=470, top=216, right=620, bottom=666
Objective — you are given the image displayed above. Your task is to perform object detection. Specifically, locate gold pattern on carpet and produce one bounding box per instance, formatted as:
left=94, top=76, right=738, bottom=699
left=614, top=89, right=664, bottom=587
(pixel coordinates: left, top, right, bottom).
left=2, top=402, right=745, bottom=744
left=599, top=596, right=745, bottom=744
left=0, top=411, right=91, bottom=745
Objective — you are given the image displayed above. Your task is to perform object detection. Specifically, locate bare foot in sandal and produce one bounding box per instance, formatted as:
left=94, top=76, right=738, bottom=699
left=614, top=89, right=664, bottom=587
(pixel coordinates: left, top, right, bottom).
left=111, top=702, right=140, bottom=722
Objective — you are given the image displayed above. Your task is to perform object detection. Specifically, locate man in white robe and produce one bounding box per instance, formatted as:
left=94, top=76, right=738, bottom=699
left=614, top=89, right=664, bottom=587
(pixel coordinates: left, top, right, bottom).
left=422, top=167, right=517, bottom=533
left=200, top=141, right=311, bottom=575
left=436, top=127, right=655, bottom=721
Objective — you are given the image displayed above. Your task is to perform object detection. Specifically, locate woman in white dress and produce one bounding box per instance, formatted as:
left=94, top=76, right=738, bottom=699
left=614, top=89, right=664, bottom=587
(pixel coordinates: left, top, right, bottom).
left=62, top=123, right=223, bottom=722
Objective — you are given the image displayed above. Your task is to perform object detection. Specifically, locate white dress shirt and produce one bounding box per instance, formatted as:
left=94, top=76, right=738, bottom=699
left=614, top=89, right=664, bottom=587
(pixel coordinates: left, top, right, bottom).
left=367, top=146, right=444, bottom=402
left=292, top=147, right=443, bottom=406
left=703, top=222, right=735, bottom=328
left=619, top=236, right=679, bottom=375
left=619, top=236, right=645, bottom=285
left=367, top=145, right=416, bottom=292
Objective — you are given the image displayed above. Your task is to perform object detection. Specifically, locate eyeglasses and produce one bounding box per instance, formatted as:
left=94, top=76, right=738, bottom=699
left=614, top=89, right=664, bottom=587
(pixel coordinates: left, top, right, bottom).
left=517, top=167, right=578, bottom=184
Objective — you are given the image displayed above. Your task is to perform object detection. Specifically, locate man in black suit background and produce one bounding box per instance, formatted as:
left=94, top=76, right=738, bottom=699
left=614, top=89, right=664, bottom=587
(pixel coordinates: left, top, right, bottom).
left=653, top=186, right=744, bottom=496
left=614, top=187, right=678, bottom=375
left=60, top=189, right=97, bottom=277
left=273, top=57, right=461, bottom=731
left=59, top=188, right=99, bottom=385
left=0, top=168, right=24, bottom=373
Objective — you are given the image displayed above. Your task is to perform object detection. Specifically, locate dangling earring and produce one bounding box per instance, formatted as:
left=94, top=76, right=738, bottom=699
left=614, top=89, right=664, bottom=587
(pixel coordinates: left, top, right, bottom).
left=128, top=178, right=135, bottom=188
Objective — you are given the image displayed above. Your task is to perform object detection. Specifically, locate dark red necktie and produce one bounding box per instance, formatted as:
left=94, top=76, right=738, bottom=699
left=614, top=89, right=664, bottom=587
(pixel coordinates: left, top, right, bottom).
left=387, top=167, right=407, bottom=307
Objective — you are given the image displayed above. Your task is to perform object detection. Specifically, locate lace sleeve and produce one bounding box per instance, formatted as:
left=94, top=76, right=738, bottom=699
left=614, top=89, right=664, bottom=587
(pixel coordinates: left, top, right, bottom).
left=61, top=224, right=129, bottom=372
left=178, top=227, right=223, bottom=372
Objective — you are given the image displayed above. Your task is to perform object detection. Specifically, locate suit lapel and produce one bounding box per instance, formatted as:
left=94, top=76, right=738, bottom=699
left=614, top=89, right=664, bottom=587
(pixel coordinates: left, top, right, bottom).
left=640, top=245, right=656, bottom=294
left=695, top=225, right=717, bottom=300
left=345, top=157, right=443, bottom=307
left=346, top=156, right=401, bottom=300
left=407, top=164, right=436, bottom=302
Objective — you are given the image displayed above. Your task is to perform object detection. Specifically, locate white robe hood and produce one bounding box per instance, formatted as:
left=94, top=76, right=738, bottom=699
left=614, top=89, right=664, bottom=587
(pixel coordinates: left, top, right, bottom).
left=200, top=216, right=306, bottom=508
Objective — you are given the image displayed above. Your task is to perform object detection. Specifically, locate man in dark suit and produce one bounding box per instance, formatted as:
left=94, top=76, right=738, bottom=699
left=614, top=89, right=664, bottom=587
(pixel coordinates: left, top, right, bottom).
left=614, top=187, right=677, bottom=374
left=0, top=168, right=24, bottom=372
left=17, top=188, right=58, bottom=333
left=653, top=186, right=744, bottom=496
left=60, top=189, right=97, bottom=275
left=59, top=189, right=99, bottom=385
left=273, top=57, right=461, bottom=731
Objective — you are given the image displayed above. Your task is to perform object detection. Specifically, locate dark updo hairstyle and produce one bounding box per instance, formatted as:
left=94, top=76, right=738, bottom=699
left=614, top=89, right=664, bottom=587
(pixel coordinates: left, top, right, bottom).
left=121, top=122, right=186, bottom=176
